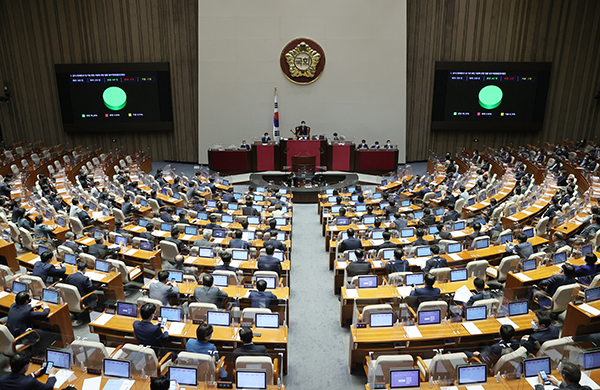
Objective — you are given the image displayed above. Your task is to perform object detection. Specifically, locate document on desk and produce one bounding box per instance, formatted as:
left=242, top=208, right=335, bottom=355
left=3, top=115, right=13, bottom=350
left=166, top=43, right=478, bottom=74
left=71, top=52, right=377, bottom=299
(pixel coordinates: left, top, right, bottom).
left=496, top=317, right=519, bottom=329
left=181, top=234, right=193, bottom=241
left=462, top=321, right=483, bottom=335
left=357, top=224, right=367, bottom=230
left=449, top=253, right=463, bottom=261
left=0, top=290, right=9, bottom=299
left=345, top=289, right=359, bottom=299
left=221, top=222, right=230, bottom=228
left=212, top=238, right=224, bottom=244
left=168, top=322, right=185, bottom=335
left=81, top=237, right=96, bottom=245
left=92, top=212, right=104, bottom=220
left=522, top=210, right=533, bottom=215
left=466, top=385, right=485, bottom=390
left=404, top=325, right=423, bottom=338
left=102, top=379, right=135, bottom=390
left=580, top=372, right=600, bottom=389
left=230, top=260, right=242, bottom=268
left=372, top=260, right=383, bottom=268
left=337, top=261, right=348, bottom=269
left=579, top=303, right=600, bottom=316
left=29, top=256, right=41, bottom=264
left=184, top=256, right=197, bottom=264
left=397, top=286, right=412, bottom=297
left=92, top=312, right=114, bottom=326
left=85, top=271, right=106, bottom=282
left=370, top=239, right=384, bottom=246
left=53, top=369, right=74, bottom=388
left=453, top=285, right=473, bottom=304
left=124, top=248, right=138, bottom=256
left=514, top=273, right=533, bottom=282
left=83, top=376, right=102, bottom=390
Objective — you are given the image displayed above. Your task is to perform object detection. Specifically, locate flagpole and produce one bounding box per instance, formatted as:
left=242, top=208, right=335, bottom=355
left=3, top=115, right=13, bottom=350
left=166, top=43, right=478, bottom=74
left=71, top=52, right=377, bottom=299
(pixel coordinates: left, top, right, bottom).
left=273, top=87, right=280, bottom=142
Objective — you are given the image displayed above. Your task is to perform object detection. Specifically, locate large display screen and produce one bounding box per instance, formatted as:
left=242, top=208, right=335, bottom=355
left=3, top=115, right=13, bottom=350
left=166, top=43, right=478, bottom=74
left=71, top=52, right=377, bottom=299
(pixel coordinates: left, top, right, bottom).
left=431, top=62, right=551, bottom=131
left=55, top=63, right=173, bottom=132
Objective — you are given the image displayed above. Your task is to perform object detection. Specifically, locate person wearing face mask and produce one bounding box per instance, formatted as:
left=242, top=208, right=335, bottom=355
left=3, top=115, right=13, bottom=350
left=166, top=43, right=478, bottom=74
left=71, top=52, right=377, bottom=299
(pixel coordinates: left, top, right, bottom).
left=384, top=140, right=394, bottom=149
left=240, top=140, right=250, bottom=150
left=519, top=310, right=559, bottom=353
left=533, top=263, right=577, bottom=309
left=533, top=361, right=592, bottom=390
left=133, top=303, right=169, bottom=351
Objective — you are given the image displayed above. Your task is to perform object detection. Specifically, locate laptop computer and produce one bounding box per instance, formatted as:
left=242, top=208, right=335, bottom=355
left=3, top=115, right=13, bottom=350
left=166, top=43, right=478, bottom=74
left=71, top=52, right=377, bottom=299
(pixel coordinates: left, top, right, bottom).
left=523, top=227, right=534, bottom=238
left=12, top=281, right=27, bottom=293
left=508, top=300, right=528, bottom=316
left=222, top=214, right=234, bottom=223
left=256, top=276, right=277, bottom=289
left=46, top=349, right=71, bottom=369
left=405, top=273, right=424, bottom=286
left=371, top=231, right=384, bottom=240
left=390, top=369, right=421, bottom=389
left=336, top=217, right=350, bottom=226
left=232, top=249, right=249, bottom=261
left=500, top=232, right=513, bottom=244
left=212, top=274, right=228, bottom=287
left=457, top=364, right=487, bottom=385
left=450, top=269, right=468, bottom=282
left=370, top=312, right=394, bottom=328
left=447, top=243, right=462, bottom=254
left=160, top=222, right=172, bottom=232
left=475, top=238, right=489, bottom=250
left=428, top=226, right=439, bottom=235
left=116, top=301, right=137, bottom=317
left=415, top=246, right=431, bottom=258
left=356, top=204, right=367, bottom=212
left=373, top=192, right=383, bottom=199
left=581, top=351, right=600, bottom=370
left=357, top=275, right=378, bottom=288
left=275, top=218, right=286, bottom=226
left=465, top=306, right=487, bottom=322
left=167, top=270, right=183, bottom=283
left=38, top=245, right=50, bottom=255
left=207, top=200, right=217, bottom=208
left=413, top=211, right=424, bottom=219
left=95, top=259, right=110, bottom=273
left=582, top=244, right=593, bottom=256
left=42, top=289, right=60, bottom=304
left=242, top=230, right=256, bottom=241
left=236, top=370, right=267, bottom=390
left=363, top=216, right=376, bottom=225
left=207, top=311, right=230, bottom=326
left=63, top=253, right=77, bottom=265
left=247, top=216, right=260, bottom=225
left=169, top=366, right=197, bottom=386
left=273, top=251, right=284, bottom=262
left=103, top=358, right=131, bottom=379
left=331, top=205, right=341, bottom=214
left=523, top=357, right=551, bottom=378
left=553, top=252, right=567, bottom=264
left=522, top=259, right=537, bottom=272
left=255, top=313, right=279, bottom=329
left=417, top=310, right=441, bottom=325
left=139, top=218, right=149, bottom=227
left=212, top=229, right=226, bottom=238
left=382, top=249, right=395, bottom=260
left=160, top=307, right=182, bottom=322
left=198, top=248, right=214, bottom=258
left=115, top=235, right=127, bottom=247
left=453, top=221, right=465, bottom=231
left=585, top=287, right=600, bottom=303
left=401, top=200, right=411, bottom=207
left=254, top=195, right=264, bottom=202
left=139, top=240, right=153, bottom=251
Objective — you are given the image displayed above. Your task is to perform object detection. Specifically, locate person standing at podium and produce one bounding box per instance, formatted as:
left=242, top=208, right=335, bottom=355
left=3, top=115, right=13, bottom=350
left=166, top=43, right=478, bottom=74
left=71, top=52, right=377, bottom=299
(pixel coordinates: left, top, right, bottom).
left=261, top=132, right=271, bottom=143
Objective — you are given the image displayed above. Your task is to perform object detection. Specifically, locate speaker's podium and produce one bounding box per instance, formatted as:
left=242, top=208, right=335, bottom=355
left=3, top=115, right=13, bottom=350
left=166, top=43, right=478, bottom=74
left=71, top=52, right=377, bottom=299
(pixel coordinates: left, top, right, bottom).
left=291, top=155, right=316, bottom=173
left=281, top=139, right=325, bottom=172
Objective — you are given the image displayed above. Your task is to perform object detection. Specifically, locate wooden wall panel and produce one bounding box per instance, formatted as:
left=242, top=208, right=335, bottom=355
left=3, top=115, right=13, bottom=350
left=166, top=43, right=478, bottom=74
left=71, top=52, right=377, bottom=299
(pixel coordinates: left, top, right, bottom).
left=407, top=0, right=600, bottom=161
left=0, top=0, right=198, bottom=163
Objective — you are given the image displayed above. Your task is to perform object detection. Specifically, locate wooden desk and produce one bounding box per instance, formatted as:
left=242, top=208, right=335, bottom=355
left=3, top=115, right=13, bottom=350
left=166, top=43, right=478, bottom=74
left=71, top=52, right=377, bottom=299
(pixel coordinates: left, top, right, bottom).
left=75, top=236, right=162, bottom=273
left=0, top=290, right=74, bottom=346
left=0, top=239, right=18, bottom=272
left=348, top=311, right=536, bottom=372
left=562, top=300, right=600, bottom=337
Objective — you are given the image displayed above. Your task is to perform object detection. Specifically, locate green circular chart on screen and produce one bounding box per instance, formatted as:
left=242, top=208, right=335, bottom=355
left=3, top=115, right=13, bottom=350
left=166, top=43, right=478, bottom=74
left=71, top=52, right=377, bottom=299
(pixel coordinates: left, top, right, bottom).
left=103, top=86, right=127, bottom=111
left=478, top=85, right=503, bottom=110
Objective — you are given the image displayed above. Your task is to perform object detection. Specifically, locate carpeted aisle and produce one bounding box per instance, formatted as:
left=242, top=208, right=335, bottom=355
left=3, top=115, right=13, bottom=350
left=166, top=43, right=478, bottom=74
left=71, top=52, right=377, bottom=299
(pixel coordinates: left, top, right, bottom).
left=285, top=203, right=365, bottom=389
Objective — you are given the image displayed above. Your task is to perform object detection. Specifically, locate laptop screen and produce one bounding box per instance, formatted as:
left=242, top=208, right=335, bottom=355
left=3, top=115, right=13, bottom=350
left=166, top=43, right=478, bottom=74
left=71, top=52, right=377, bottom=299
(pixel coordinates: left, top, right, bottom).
left=198, top=248, right=214, bottom=258
left=252, top=205, right=263, bottom=212
left=522, top=259, right=537, bottom=272
left=450, top=269, right=468, bottom=282
left=465, top=306, right=487, bottom=322
left=139, top=218, right=149, bottom=227
left=473, top=218, right=486, bottom=226
left=416, top=246, right=431, bottom=257
left=255, top=313, right=279, bottom=328
left=222, top=214, right=233, bottom=223
left=413, top=211, right=423, bottom=219
left=140, top=199, right=148, bottom=207
left=336, top=217, right=350, bottom=226
left=197, top=212, right=208, bottom=220
left=401, top=200, right=411, bottom=207
left=553, top=252, right=567, bottom=264
left=140, top=240, right=153, bottom=251
left=57, top=217, right=66, bottom=227
left=328, top=196, right=337, bottom=204
left=447, top=243, right=462, bottom=254
left=428, top=226, right=439, bottom=235
left=370, top=312, right=394, bottom=328
left=582, top=244, right=593, bottom=256
left=371, top=231, right=384, bottom=240
left=390, top=369, right=421, bottom=389
left=46, top=349, right=71, bottom=369
left=273, top=251, right=284, bottom=262
left=212, top=229, right=226, bottom=238
left=169, top=367, right=197, bottom=386
left=161, top=222, right=172, bottom=232
left=160, top=307, right=181, bottom=322
left=275, top=218, right=286, bottom=226
left=331, top=205, right=341, bottom=214
left=64, top=253, right=77, bottom=265
left=582, top=351, right=600, bottom=370
left=207, top=200, right=217, bottom=208
left=406, top=273, right=424, bottom=286
left=585, top=287, right=600, bottom=303
left=167, top=270, right=183, bottom=283
left=185, top=226, right=198, bottom=235
left=115, top=235, right=127, bottom=247
left=435, top=208, right=444, bottom=216
left=256, top=276, right=276, bottom=289
left=212, top=274, right=228, bottom=287
left=351, top=195, right=359, bottom=201
left=457, top=364, right=487, bottom=385
left=256, top=187, right=265, bottom=193
left=326, top=189, right=334, bottom=195
left=103, top=359, right=130, bottom=379
left=508, top=300, right=528, bottom=316
left=475, top=238, right=489, bottom=250
left=254, top=195, right=264, bottom=202
left=12, top=281, right=27, bottom=293
left=242, top=230, right=256, bottom=241
left=38, top=246, right=50, bottom=255
left=207, top=311, right=230, bottom=326
left=116, top=301, right=137, bottom=317
left=358, top=275, right=378, bottom=288
left=236, top=371, right=267, bottom=390
left=95, top=259, right=110, bottom=273
left=348, top=251, right=356, bottom=261
left=373, top=192, right=383, bottom=199
left=363, top=216, right=376, bottom=225
left=228, top=202, right=239, bottom=211
left=453, top=221, right=465, bottom=231
left=468, top=197, right=476, bottom=206
left=382, top=249, right=395, bottom=260
left=523, top=228, right=534, bottom=238
left=418, top=310, right=441, bottom=325
left=232, top=250, right=249, bottom=261
left=42, top=289, right=59, bottom=304
left=247, top=216, right=260, bottom=225
left=524, top=357, right=551, bottom=378
left=234, top=192, right=243, bottom=199
left=500, top=233, right=513, bottom=244
left=356, top=205, right=367, bottom=212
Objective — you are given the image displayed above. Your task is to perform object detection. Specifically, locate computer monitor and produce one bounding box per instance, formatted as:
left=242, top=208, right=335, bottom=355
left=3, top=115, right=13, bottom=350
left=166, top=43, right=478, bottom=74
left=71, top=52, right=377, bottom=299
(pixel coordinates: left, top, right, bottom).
left=63, top=253, right=77, bottom=265
left=221, top=214, right=233, bottom=223
left=523, top=357, right=551, bottom=378
left=254, top=195, right=264, bottom=202
left=160, top=222, right=172, bottom=232
left=115, top=235, right=127, bottom=247
left=336, top=217, right=350, bottom=226
left=328, top=196, right=337, bottom=203
left=207, top=311, right=230, bottom=326
left=585, top=287, right=600, bottom=303
left=46, top=349, right=71, bottom=369
left=139, top=218, right=149, bottom=227
left=253, top=205, right=263, bottom=212
left=371, top=230, right=384, bottom=240
left=447, top=243, right=462, bottom=254
left=475, top=238, right=489, bottom=250
left=256, top=276, right=277, bottom=289
left=450, top=269, right=468, bottom=282
left=473, top=218, right=486, bottom=226
left=222, top=179, right=230, bottom=186
left=406, top=273, right=424, bottom=286
left=373, top=192, right=383, bottom=199
left=428, top=225, right=439, bottom=235
left=369, top=312, right=394, bottom=328
left=357, top=275, right=378, bottom=288
left=212, top=274, right=228, bottom=287
left=348, top=187, right=356, bottom=193
left=356, top=204, right=367, bottom=212
left=116, top=301, right=137, bottom=317
left=500, top=233, right=513, bottom=244
left=331, top=205, right=341, bottom=214
left=582, top=244, right=593, bottom=256
left=416, top=246, right=431, bottom=258
left=255, top=313, right=279, bottom=329
left=234, top=192, right=243, bottom=199
left=103, top=358, right=131, bottom=379
left=228, top=202, right=238, bottom=211
left=57, top=217, right=66, bottom=227
left=401, top=200, right=411, bottom=207
left=95, top=259, right=110, bottom=273
left=351, top=195, right=359, bottom=201
left=522, top=259, right=537, bottom=272
left=160, top=307, right=182, bottom=322
left=418, top=310, right=441, bottom=325
left=390, top=369, right=421, bottom=389
left=207, top=200, right=217, bottom=208
left=381, top=180, right=388, bottom=186
left=382, top=249, right=395, bottom=260
left=453, top=221, right=465, bottom=231
left=169, top=366, right=197, bottom=386
left=457, top=364, right=487, bottom=385
left=12, top=281, right=27, bottom=293
left=348, top=251, right=357, bottom=261
left=256, top=187, right=266, bottom=193
left=273, top=251, right=284, bottom=262
left=232, top=249, right=249, bottom=261
left=139, top=240, right=153, bottom=251
left=413, top=211, right=424, bottom=219
left=275, top=218, right=286, bottom=226
left=38, top=245, right=50, bottom=255
left=197, top=212, right=208, bottom=220
left=434, top=208, right=445, bottom=216
left=44, top=209, right=53, bottom=219
left=326, top=189, right=334, bottom=195
left=102, top=208, right=110, bottom=217
left=242, top=230, right=256, bottom=241
left=582, top=351, right=600, bottom=370
left=236, top=370, right=267, bottom=390
left=247, top=217, right=260, bottom=225
left=465, top=306, right=487, bottom=322
left=553, top=252, right=567, bottom=264
left=198, top=248, right=214, bottom=258
left=167, top=270, right=183, bottom=283
left=42, top=289, right=60, bottom=304
left=212, top=229, right=226, bottom=238
left=468, top=197, right=476, bottom=206
left=508, top=300, right=528, bottom=316
left=363, top=216, right=376, bottom=225
left=140, top=199, right=148, bottom=207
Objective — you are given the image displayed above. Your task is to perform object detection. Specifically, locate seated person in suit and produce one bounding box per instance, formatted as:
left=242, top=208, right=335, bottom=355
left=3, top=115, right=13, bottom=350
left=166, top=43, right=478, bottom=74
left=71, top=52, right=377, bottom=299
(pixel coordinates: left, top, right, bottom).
left=160, top=206, right=174, bottom=222
left=422, top=245, right=446, bottom=272
left=346, top=248, right=371, bottom=277
left=339, top=228, right=363, bottom=253
left=486, top=198, right=500, bottom=218
left=249, top=279, right=278, bottom=309
left=506, top=232, right=533, bottom=259
left=150, top=270, right=180, bottom=307
left=263, top=219, right=281, bottom=234
left=150, top=189, right=165, bottom=207
left=62, top=231, right=81, bottom=253
left=233, top=328, right=269, bottom=361
left=412, top=183, right=432, bottom=199
left=140, top=223, right=156, bottom=244
left=205, top=214, right=220, bottom=230
left=33, top=215, right=54, bottom=241
left=261, top=132, right=271, bottom=143
left=443, top=203, right=459, bottom=223
left=519, top=310, right=559, bottom=354
left=383, top=140, right=394, bottom=149
left=77, top=203, right=94, bottom=227
left=51, top=194, right=64, bottom=212
left=569, top=214, right=600, bottom=243
left=572, top=253, right=598, bottom=284
left=88, top=235, right=114, bottom=258
left=114, top=221, right=128, bottom=235
left=371, top=141, right=381, bottom=149
left=221, top=187, right=236, bottom=204
left=257, top=244, right=282, bottom=275
left=185, top=323, right=228, bottom=378
left=437, top=223, right=453, bottom=240
left=465, top=277, right=493, bottom=306
left=409, top=273, right=441, bottom=303
left=533, top=361, right=593, bottom=390
left=133, top=303, right=169, bottom=350
left=215, top=251, right=237, bottom=272
left=357, top=139, right=369, bottom=149
left=466, top=324, right=520, bottom=367
left=541, top=196, right=561, bottom=220
left=229, top=229, right=250, bottom=250
left=412, top=228, right=429, bottom=247
left=121, top=194, right=138, bottom=217
left=386, top=249, right=409, bottom=274
left=178, top=211, right=190, bottom=225
left=16, top=208, right=33, bottom=231
left=271, top=203, right=286, bottom=218
left=366, top=217, right=384, bottom=234
left=194, top=274, right=229, bottom=308
left=164, top=227, right=187, bottom=253
left=32, top=251, right=65, bottom=285
left=544, top=231, right=567, bottom=254
left=7, top=291, right=50, bottom=337
left=295, top=120, right=309, bottom=138
left=393, top=212, right=408, bottom=230
left=65, top=261, right=97, bottom=309
left=263, top=232, right=286, bottom=252
left=78, top=168, right=90, bottom=189
left=385, top=199, right=398, bottom=216
left=534, top=263, right=577, bottom=309
left=240, top=140, right=250, bottom=150
left=420, top=208, right=436, bottom=226
left=0, top=351, right=58, bottom=390
left=242, top=199, right=260, bottom=216
left=377, top=231, right=397, bottom=251
left=465, top=223, right=485, bottom=249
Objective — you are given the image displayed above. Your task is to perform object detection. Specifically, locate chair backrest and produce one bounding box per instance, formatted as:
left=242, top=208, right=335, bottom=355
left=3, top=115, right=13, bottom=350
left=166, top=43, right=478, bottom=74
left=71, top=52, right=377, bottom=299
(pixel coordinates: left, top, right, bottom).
left=423, top=192, right=435, bottom=203
left=426, top=352, right=467, bottom=381
left=241, top=308, right=271, bottom=324
left=466, top=260, right=489, bottom=279
left=11, top=164, right=19, bottom=176
left=588, top=274, right=600, bottom=289
left=113, top=343, right=159, bottom=377
left=497, top=255, right=521, bottom=282
left=54, top=160, right=62, bottom=170
left=454, top=198, right=466, bottom=213
left=387, top=272, right=411, bottom=286
left=361, top=304, right=393, bottom=324
left=550, top=283, right=580, bottom=313
left=176, top=352, right=217, bottom=382
left=86, top=161, right=94, bottom=171
left=18, top=228, right=34, bottom=251
left=417, top=301, right=448, bottom=319
left=7, top=222, right=20, bottom=242
left=536, top=217, right=549, bottom=236
left=92, top=157, right=101, bottom=166
left=555, top=245, right=572, bottom=255
left=70, top=339, right=110, bottom=370
left=472, top=298, right=500, bottom=316
left=212, top=270, right=238, bottom=286
left=429, top=267, right=451, bottom=282
left=137, top=296, right=163, bottom=312
left=79, top=253, right=96, bottom=268
left=188, top=303, right=218, bottom=322
left=0, top=324, right=16, bottom=355
left=493, top=346, right=527, bottom=374
left=148, top=199, right=160, bottom=214
left=17, top=274, right=46, bottom=297
left=536, top=337, right=575, bottom=368
left=55, top=282, right=83, bottom=313
left=0, top=264, right=14, bottom=279
left=253, top=271, right=278, bottom=283
left=112, top=208, right=125, bottom=223
left=69, top=217, right=84, bottom=236
left=107, top=259, right=135, bottom=283
left=160, top=240, right=179, bottom=262
left=236, top=356, right=274, bottom=386
left=472, top=235, right=490, bottom=249
left=371, top=355, right=414, bottom=384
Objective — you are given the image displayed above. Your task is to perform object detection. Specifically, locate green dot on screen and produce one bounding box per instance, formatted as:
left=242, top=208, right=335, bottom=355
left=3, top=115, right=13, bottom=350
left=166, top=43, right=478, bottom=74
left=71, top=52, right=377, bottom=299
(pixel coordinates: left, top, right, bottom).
left=478, top=85, right=503, bottom=110
left=103, top=86, right=127, bottom=111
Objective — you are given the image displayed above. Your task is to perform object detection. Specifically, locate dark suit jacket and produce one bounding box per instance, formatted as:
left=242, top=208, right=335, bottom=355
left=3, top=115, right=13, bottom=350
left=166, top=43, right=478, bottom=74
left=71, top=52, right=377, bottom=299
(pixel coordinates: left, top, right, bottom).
left=423, top=256, right=447, bottom=272
left=229, top=238, right=250, bottom=249
left=65, top=271, right=94, bottom=298
left=63, top=240, right=81, bottom=253
left=339, top=237, right=362, bottom=253
left=32, top=262, right=65, bottom=284
left=377, top=241, right=397, bottom=251
left=409, top=286, right=441, bottom=302
left=7, top=303, right=50, bottom=336
left=346, top=260, right=372, bottom=277
left=122, top=201, right=136, bottom=216
left=257, top=255, right=282, bottom=275
left=0, top=372, right=56, bottom=390
left=77, top=210, right=94, bottom=226
left=242, top=207, right=260, bottom=216
left=521, top=325, right=560, bottom=353
left=133, top=320, right=169, bottom=348
left=233, top=343, right=269, bottom=361
left=443, top=210, right=459, bottom=223
left=249, top=290, right=278, bottom=308
left=51, top=200, right=63, bottom=212
left=422, top=215, right=436, bottom=225
left=263, top=239, right=286, bottom=251
left=88, top=243, right=110, bottom=258
left=385, top=259, right=409, bottom=274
